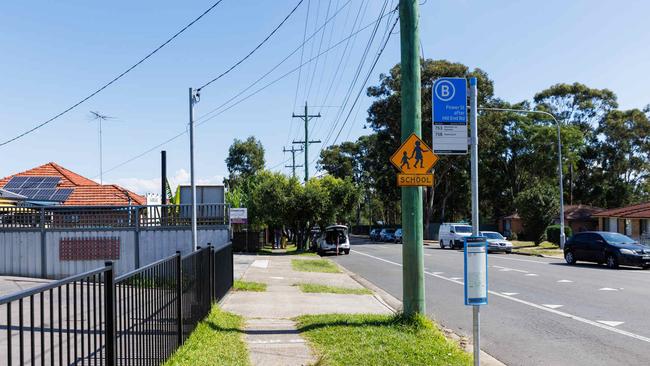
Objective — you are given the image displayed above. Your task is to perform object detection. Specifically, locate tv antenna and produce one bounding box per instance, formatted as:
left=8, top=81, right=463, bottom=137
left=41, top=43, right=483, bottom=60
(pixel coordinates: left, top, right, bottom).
left=89, top=111, right=116, bottom=184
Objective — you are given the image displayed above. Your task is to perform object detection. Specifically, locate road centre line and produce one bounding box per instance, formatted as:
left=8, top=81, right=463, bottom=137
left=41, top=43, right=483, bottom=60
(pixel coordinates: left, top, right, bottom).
left=351, top=249, right=650, bottom=344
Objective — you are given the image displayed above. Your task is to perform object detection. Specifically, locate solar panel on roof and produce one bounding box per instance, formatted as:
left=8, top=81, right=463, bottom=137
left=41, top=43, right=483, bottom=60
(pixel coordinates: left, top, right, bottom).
left=21, top=177, right=42, bottom=188
left=37, top=177, right=60, bottom=188
left=50, top=188, right=73, bottom=202
left=4, top=176, right=29, bottom=189
left=33, top=189, right=57, bottom=200
left=18, top=188, right=40, bottom=198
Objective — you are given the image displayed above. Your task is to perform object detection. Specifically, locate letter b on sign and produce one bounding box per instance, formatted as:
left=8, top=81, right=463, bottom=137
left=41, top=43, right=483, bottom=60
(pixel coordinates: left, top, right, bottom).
left=435, top=80, right=455, bottom=102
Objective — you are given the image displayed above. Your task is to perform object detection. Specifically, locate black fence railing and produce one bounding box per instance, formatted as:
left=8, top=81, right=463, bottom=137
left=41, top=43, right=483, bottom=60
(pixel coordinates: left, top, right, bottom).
left=0, top=244, right=233, bottom=366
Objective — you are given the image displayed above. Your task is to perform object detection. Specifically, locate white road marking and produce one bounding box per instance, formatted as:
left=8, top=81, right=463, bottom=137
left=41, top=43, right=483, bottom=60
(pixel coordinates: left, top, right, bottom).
left=270, top=276, right=285, bottom=280
left=492, top=265, right=528, bottom=273
left=251, top=260, right=269, bottom=268
left=501, top=292, right=519, bottom=296
left=433, top=272, right=444, bottom=275
left=424, top=254, right=432, bottom=256
left=557, top=279, right=573, bottom=283
left=597, top=321, right=624, bottom=327
left=351, top=249, right=650, bottom=344
left=525, top=274, right=539, bottom=277
left=449, top=277, right=463, bottom=281
left=599, top=287, right=618, bottom=291
left=543, top=304, right=564, bottom=309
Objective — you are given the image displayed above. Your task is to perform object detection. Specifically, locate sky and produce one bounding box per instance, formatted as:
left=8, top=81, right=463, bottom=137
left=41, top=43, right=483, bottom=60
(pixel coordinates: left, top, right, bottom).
left=1, top=0, right=649, bottom=195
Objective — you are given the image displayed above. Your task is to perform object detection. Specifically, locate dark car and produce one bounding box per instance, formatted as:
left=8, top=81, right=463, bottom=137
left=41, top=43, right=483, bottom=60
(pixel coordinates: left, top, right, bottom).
left=564, top=231, right=650, bottom=269
left=369, top=228, right=381, bottom=241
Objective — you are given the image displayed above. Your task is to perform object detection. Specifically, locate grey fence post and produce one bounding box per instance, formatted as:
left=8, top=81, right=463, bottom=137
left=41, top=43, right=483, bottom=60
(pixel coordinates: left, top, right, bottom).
left=208, top=244, right=214, bottom=302
left=104, top=261, right=117, bottom=366
left=40, top=208, right=47, bottom=278
left=134, top=208, right=140, bottom=268
left=175, top=251, right=183, bottom=347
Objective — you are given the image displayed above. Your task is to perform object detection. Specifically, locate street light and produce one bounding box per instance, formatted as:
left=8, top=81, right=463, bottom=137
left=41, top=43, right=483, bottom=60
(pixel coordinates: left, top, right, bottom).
left=478, top=107, right=566, bottom=248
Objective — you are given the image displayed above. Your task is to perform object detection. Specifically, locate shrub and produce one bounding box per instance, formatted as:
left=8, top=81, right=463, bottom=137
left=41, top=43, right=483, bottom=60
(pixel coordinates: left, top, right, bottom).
left=546, top=225, right=573, bottom=245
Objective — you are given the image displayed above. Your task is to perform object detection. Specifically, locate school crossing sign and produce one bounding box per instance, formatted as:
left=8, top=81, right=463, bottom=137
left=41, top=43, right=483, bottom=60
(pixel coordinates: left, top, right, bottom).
left=390, top=133, right=439, bottom=186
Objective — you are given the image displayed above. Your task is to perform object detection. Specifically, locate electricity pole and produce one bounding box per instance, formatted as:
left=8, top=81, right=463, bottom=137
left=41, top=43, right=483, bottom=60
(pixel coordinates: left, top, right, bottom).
left=399, top=0, right=425, bottom=316
left=189, top=88, right=200, bottom=251
left=283, top=146, right=304, bottom=179
left=292, top=101, right=321, bottom=182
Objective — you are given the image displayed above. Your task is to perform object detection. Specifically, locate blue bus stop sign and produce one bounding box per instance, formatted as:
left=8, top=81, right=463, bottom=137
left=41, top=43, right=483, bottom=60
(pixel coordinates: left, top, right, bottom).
left=433, top=78, right=467, bottom=123
left=432, top=78, right=468, bottom=154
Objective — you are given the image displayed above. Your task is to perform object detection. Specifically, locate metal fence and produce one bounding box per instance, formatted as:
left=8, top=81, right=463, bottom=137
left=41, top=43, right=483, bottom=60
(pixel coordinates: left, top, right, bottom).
left=0, top=204, right=229, bottom=230
left=0, top=244, right=233, bottom=365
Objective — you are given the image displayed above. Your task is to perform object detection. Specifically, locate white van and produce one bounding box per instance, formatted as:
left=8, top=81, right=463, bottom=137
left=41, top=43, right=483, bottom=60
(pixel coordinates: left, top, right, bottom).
left=438, top=223, right=473, bottom=249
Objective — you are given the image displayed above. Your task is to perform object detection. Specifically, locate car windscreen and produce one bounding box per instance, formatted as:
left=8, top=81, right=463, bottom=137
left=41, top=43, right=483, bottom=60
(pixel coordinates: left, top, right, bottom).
left=600, top=232, right=638, bottom=245
left=454, top=226, right=472, bottom=233
left=481, top=232, right=503, bottom=239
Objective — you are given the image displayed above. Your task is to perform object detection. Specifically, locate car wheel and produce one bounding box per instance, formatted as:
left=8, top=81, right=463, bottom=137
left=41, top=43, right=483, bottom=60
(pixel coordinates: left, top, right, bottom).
left=564, top=251, right=576, bottom=265
left=345, top=249, right=350, bottom=255
left=506, top=250, right=512, bottom=254
left=606, top=254, right=619, bottom=269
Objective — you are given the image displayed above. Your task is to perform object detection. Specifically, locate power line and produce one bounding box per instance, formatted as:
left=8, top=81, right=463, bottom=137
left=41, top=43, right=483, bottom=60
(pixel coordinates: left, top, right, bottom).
left=100, top=8, right=392, bottom=178
left=0, top=0, right=227, bottom=148
left=287, top=0, right=313, bottom=147
left=330, top=16, right=398, bottom=147
left=197, top=0, right=304, bottom=91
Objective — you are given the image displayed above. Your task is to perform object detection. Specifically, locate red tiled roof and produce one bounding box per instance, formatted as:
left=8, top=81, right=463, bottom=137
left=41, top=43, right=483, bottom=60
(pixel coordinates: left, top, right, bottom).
left=0, top=162, right=145, bottom=206
left=563, top=205, right=603, bottom=220
left=592, top=202, right=650, bottom=219
left=0, top=162, right=98, bottom=187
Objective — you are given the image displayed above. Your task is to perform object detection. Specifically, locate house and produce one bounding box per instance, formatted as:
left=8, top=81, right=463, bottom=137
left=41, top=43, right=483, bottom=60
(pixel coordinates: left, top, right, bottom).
left=0, top=162, right=145, bottom=206
left=555, top=205, right=603, bottom=233
left=498, top=204, right=603, bottom=238
left=593, top=202, right=650, bottom=240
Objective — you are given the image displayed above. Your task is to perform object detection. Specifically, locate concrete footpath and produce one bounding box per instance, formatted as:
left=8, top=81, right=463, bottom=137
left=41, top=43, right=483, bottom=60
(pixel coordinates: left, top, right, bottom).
left=222, top=254, right=393, bottom=366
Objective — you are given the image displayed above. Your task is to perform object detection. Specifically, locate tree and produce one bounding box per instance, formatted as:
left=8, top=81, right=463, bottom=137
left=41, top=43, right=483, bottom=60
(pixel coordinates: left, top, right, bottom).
left=225, top=136, right=265, bottom=188
left=365, top=59, right=495, bottom=233
left=534, top=83, right=618, bottom=205
left=514, top=183, right=560, bottom=245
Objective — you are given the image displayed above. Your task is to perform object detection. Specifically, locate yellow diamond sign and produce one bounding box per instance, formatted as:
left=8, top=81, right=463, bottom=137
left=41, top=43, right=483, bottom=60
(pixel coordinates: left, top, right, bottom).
left=390, top=133, right=439, bottom=174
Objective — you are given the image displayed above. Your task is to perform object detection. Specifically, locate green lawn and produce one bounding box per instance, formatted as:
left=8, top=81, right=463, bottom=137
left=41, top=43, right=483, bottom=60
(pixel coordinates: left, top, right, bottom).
left=291, top=259, right=341, bottom=273
left=296, top=313, right=472, bottom=366
left=233, top=280, right=267, bottom=292
left=164, top=306, right=249, bottom=366
left=296, top=283, right=372, bottom=295
left=258, top=244, right=318, bottom=256
left=512, top=241, right=563, bottom=257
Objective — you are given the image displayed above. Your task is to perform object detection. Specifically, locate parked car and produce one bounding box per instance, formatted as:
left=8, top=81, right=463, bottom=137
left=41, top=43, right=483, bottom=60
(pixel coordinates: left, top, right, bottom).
left=380, top=228, right=396, bottom=242
left=564, top=231, right=650, bottom=269
left=309, top=227, right=321, bottom=251
left=369, top=228, right=381, bottom=241
left=317, top=225, right=350, bottom=255
left=394, top=228, right=403, bottom=243
left=438, top=223, right=473, bottom=249
left=480, top=231, right=512, bottom=253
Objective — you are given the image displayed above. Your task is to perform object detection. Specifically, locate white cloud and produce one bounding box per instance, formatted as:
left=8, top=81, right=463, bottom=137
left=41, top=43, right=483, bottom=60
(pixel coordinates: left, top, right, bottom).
left=110, top=169, right=224, bottom=195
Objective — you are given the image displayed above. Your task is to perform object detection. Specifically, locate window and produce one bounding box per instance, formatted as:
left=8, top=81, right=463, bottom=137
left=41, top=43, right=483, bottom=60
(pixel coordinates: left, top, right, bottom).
left=603, top=218, right=610, bottom=231
left=641, top=219, right=647, bottom=236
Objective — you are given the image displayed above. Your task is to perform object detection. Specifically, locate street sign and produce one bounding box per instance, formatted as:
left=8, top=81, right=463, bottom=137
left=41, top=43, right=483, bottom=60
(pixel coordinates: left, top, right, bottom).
left=229, top=208, right=248, bottom=224
left=397, top=173, right=434, bottom=187
left=432, top=77, right=468, bottom=155
left=464, top=236, right=488, bottom=305
left=390, top=133, right=439, bottom=174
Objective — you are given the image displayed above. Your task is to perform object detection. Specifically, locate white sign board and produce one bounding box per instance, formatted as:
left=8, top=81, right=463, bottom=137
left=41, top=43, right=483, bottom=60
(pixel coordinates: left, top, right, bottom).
left=229, top=208, right=248, bottom=224
left=432, top=77, right=468, bottom=155
left=464, top=236, right=487, bottom=305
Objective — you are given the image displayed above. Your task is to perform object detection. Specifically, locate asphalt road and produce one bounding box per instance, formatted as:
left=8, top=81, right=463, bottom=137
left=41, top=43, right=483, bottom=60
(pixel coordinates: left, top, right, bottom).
left=331, top=237, right=650, bottom=366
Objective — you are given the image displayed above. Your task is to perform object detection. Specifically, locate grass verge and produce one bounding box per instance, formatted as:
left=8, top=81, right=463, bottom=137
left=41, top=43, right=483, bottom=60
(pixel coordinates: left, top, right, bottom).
left=296, top=283, right=372, bottom=295
left=292, top=259, right=341, bottom=273
left=233, top=280, right=267, bottom=292
left=164, top=306, right=249, bottom=366
left=512, top=241, right=563, bottom=257
left=259, top=244, right=318, bottom=256
left=296, top=313, right=472, bottom=366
